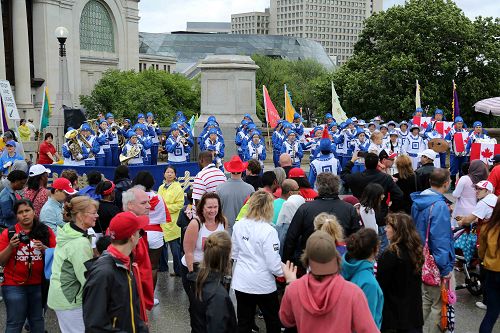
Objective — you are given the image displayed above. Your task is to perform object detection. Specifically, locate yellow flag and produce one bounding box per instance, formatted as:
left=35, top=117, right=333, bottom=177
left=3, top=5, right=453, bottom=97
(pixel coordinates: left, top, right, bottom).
left=284, top=85, right=295, bottom=122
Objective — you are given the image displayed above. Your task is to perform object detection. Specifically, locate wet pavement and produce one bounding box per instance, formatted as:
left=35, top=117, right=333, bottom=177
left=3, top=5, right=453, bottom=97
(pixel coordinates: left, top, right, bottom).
left=0, top=266, right=498, bottom=332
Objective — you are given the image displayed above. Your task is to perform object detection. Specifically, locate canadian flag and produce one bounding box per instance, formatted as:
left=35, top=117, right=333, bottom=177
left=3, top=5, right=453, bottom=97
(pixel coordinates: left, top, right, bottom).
left=412, top=116, right=432, bottom=129
left=453, top=132, right=469, bottom=153
left=470, top=142, right=500, bottom=165
left=434, top=121, right=454, bottom=136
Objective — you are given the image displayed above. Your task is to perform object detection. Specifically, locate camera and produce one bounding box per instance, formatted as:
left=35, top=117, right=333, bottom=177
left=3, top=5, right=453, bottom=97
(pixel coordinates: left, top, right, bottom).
left=17, top=231, right=31, bottom=244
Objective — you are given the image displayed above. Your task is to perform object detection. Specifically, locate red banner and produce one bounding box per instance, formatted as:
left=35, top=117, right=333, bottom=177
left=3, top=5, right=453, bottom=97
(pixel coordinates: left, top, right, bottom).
left=263, top=85, right=280, bottom=128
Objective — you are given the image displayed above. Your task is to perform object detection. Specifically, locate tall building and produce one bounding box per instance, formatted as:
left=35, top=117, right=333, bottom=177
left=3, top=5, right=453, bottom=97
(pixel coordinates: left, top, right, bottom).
left=231, top=9, right=270, bottom=35
left=234, top=0, right=383, bottom=65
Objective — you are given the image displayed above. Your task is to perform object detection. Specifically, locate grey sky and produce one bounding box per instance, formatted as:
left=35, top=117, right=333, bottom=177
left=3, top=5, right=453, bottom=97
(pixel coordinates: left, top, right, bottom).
left=139, top=0, right=500, bottom=33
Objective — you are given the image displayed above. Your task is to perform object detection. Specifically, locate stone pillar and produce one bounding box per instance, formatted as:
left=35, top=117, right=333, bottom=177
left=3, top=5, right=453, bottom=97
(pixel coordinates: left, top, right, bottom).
left=195, top=55, right=261, bottom=158
left=12, top=0, right=32, bottom=108
left=0, top=3, right=6, bottom=80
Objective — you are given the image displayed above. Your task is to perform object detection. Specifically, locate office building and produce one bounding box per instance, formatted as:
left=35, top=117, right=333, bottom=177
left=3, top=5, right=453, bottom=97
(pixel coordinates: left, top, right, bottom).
left=231, top=9, right=270, bottom=35
left=186, top=22, right=231, bottom=34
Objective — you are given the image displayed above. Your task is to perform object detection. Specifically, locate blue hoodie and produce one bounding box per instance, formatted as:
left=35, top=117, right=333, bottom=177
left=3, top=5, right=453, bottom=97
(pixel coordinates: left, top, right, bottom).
left=341, top=254, right=383, bottom=328
left=411, top=189, right=455, bottom=277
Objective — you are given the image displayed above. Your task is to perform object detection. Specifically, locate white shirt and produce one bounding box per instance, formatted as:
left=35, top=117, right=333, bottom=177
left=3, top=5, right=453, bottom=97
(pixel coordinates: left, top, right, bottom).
left=276, top=195, right=305, bottom=226
left=231, top=217, right=283, bottom=294
left=473, top=193, right=498, bottom=220
left=181, top=222, right=225, bottom=266
left=452, top=176, right=476, bottom=222
left=192, top=164, right=227, bottom=201
left=360, top=206, right=378, bottom=232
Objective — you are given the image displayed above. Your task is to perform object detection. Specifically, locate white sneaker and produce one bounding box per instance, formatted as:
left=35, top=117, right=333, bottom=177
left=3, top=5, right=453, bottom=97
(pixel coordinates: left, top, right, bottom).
left=476, top=301, right=487, bottom=310
left=153, top=298, right=160, bottom=306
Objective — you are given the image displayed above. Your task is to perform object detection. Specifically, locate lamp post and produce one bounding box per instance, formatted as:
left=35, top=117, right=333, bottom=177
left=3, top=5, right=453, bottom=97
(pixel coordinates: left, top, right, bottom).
left=48, top=26, right=72, bottom=149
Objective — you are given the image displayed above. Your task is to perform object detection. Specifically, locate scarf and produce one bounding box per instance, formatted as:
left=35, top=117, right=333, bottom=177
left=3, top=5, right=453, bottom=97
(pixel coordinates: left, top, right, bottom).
left=107, top=244, right=131, bottom=270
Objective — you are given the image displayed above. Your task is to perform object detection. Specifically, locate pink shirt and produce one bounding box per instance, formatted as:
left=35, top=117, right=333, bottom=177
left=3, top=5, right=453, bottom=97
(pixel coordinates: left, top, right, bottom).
left=280, top=274, right=380, bottom=333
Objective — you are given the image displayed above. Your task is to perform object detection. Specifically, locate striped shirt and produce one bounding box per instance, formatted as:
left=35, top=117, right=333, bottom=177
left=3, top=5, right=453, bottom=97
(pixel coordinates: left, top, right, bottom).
left=192, top=164, right=227, bottom=201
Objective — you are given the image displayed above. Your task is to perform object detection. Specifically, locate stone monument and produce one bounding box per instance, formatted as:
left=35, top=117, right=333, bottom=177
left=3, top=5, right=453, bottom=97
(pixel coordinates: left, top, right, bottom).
left=195, top=55, right=261, bottom=158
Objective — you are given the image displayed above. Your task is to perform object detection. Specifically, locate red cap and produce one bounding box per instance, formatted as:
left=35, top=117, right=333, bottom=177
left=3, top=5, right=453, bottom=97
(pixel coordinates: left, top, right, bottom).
left=322, top=125, right=330, bottom=139
left=52, top=177, right=77, bottom=195
left=107, top=212, right=149, bottom=241
left=289, top=167, right=306, bottom=178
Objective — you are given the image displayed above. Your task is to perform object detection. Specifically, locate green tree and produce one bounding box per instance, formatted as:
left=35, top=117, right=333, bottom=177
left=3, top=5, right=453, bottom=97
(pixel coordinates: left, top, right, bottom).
left=80, top=69, right=200, bottom=125
left=253, top=54, right=333, bottom=126
left=331, top=0, right=500, bottom=126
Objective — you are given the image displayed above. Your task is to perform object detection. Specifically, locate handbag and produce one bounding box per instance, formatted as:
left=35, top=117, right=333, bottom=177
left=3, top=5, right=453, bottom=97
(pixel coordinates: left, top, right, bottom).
left=421, top=205, right=441, bottom=286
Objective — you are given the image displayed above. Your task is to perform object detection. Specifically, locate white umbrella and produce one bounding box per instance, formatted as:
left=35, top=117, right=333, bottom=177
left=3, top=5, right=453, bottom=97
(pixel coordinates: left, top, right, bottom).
left=474, top=97, right=500, bottom=116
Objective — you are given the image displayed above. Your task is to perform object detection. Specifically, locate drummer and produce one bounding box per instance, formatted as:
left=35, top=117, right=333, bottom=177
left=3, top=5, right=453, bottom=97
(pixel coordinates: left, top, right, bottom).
left=424, top=122, right=446, bottom=168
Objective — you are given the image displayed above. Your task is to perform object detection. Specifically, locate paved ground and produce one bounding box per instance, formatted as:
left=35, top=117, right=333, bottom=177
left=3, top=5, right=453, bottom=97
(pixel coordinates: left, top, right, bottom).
left=0, top=266, right=498, bottom=332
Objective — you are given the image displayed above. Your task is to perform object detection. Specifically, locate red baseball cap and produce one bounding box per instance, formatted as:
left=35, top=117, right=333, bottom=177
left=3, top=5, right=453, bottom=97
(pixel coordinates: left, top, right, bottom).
left=289, top=167, right=306, bottom=178
left=52, top=177, right=77, bottom=195
left=107, top=212, right=149, bottom=241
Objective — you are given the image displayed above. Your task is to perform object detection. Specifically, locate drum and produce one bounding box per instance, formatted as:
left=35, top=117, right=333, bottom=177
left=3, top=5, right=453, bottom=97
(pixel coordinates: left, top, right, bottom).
left=428, top=138, right=449, bottom=153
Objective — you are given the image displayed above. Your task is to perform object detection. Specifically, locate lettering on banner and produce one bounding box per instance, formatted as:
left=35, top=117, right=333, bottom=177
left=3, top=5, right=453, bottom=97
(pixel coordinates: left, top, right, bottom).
left=0, top=80, right=20, bottom=120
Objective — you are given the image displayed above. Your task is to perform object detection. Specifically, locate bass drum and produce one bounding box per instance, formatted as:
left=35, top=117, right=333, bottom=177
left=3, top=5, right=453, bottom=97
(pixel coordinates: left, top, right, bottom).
left=428, top=138, right=449, bottom=153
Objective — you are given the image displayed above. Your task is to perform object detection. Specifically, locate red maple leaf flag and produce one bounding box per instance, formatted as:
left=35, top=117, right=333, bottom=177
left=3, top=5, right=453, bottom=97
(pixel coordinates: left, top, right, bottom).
left=434, top=121, right=454, bottom=136
left=453, top=132, right=468, bottom=153
left=470, top=142, right=500, bottom=164
left=412, top=116, right=432, bottom=129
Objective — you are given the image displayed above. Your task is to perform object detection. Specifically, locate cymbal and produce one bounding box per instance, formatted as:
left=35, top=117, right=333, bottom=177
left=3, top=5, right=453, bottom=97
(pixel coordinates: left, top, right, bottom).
left=428, top=138, right=449, bottom=153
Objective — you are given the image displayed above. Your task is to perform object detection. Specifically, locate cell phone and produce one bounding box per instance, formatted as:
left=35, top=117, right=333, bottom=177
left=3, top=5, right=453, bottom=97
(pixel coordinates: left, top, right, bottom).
left=358, top=151, right=368, bottom=158
left=8, top=230, right=16, bottom=240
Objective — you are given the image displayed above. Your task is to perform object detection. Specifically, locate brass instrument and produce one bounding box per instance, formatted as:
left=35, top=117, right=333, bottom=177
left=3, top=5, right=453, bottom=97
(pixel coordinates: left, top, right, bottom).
left=65, top=129, right=83, bottom=161
left=150, top=122, right=159, bottom=128
left=86, top=118, right=99, bottom=134
left=291, top=142, right=296, bottom=160
left=179, top=136, right=189, bottom=147
left=119, top=145, right=141, bottom=165
left=78, top=128, right=94, bottom=158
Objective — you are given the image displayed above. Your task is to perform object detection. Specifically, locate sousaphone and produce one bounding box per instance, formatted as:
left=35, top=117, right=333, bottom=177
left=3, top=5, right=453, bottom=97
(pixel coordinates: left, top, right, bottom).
left=428, top=138, right=449, bottom=153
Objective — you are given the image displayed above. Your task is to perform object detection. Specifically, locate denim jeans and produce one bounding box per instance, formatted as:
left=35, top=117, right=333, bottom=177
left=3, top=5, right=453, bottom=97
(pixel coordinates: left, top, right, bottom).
left=378, top=226, right=389, bottom=256
left=159, top=238, right=182, bottom=276
left=2, top=284, right=45, bottom=333
left=275, top=223, right=290, bottom=257
left=480, top=270, right=500, bottom=333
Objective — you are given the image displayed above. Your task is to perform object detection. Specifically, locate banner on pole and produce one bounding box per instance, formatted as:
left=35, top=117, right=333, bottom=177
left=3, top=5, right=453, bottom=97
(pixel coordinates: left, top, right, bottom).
left=0, top=80, right=20, bottom=120
left=263, top=86, right=280, bottom=128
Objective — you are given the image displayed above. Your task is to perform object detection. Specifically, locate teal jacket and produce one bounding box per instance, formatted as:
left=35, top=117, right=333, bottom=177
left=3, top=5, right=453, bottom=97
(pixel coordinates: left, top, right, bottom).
left=47, top=223, right=93, bottom=310
left=341, top=253, right=384, bottom=328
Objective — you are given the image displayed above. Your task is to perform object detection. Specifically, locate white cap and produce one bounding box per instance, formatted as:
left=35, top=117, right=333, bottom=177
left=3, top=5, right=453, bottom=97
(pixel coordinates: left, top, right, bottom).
left=418, top=149, right=437, bottom=160
left=29, top=164, right=51, bottom=177
left=475, top=180, right=494, bottom=193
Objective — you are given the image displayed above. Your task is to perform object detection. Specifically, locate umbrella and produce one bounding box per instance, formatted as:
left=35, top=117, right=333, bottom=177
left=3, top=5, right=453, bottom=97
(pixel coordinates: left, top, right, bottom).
left=474, top=97, right=500, bottom=116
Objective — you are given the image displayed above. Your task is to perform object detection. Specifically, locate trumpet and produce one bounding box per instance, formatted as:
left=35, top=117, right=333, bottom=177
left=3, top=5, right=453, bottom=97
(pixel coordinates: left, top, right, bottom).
left=178, top=136, right=189, bottom=146
left=110, top=124, right=121, bottom=134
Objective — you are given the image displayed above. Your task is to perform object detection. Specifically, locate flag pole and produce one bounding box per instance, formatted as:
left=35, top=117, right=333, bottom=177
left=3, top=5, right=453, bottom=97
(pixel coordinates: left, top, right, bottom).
left=263, top=86, right=272, bottom=150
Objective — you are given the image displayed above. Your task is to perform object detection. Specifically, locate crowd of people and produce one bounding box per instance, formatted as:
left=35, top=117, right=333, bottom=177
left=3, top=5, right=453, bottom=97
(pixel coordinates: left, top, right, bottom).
left=0, top=108, right=499, bottom=333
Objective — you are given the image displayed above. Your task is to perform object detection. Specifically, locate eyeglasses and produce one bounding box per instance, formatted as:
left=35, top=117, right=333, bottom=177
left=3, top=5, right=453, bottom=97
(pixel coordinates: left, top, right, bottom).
left=84, top=212, right=99, bottom=217
left=292, top=188, right=300, bottom=191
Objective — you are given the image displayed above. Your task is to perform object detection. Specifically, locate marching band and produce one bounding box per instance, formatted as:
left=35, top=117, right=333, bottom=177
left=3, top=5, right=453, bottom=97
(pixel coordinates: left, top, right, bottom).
left=58, top=109, right=496, bottom=187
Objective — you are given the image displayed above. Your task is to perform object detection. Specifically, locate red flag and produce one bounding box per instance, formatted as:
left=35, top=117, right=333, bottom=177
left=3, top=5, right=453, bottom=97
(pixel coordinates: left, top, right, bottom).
left=434, top=121, right=454, bottom=136
left=470, top=142, right=500, bottom=165
left=453, top=132, right=468, bottom=153
left=263, top=85, right=280, bottom=128
left=412, top=116, right=432, bottom=129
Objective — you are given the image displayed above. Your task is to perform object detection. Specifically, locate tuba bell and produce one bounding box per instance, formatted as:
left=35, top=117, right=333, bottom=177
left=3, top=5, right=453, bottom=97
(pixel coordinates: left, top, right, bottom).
left=119, top=146, right=141, bottom=165
left=65, top=129, right=84, bottom=160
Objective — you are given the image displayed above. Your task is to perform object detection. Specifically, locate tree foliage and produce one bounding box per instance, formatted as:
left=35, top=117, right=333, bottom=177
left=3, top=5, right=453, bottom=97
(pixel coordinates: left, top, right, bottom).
left=253, top=54, right=333, bottom=125
left=331, top=0, right=500, bottom=126
left=80, top=69, right=200, bottom=125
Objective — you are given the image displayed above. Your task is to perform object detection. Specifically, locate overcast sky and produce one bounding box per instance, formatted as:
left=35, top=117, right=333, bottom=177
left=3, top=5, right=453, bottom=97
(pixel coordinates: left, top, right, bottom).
left=139, top=0, right=500, bottom=33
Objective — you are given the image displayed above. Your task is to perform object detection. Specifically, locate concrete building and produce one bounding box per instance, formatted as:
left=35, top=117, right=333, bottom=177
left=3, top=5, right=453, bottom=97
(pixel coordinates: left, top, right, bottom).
left=0, top=0, right=140, bottom=124
left=234, top=0, right=383, bottom=65
left=231, top=9, right=270, bottom=35
left=186, top=22, right=231, bottom=34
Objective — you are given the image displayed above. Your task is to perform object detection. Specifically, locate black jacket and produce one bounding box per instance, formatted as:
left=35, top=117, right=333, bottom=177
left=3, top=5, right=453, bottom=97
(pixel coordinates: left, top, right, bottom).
left=377, top=247, right=424, bottom=330
left=415, top=163, right=435, bottom=192
left=95, top=200, right=121, bottom=233
left=187, top=272, right=237, bottom=333
left=393, top=173, right=418, bottom=214
left=83, top=253, right=148, bottom=333
left=341, top=161, right=404, bottom=222
left=114, top=178, right=132, bottom=211
left=283, top=196, right=360, bottom=266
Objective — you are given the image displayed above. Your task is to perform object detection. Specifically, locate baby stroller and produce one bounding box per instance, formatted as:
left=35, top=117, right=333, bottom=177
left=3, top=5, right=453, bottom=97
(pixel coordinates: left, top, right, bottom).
left=453, top=225, right=482, bottom=296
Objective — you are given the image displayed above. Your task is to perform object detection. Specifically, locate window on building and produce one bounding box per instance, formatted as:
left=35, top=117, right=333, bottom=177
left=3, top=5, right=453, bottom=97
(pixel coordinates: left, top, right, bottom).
left=80, top=0, right=115, bottom=52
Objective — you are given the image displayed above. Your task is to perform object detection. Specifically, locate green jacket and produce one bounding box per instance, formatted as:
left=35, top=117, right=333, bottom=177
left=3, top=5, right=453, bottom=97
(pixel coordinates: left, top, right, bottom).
left=47, top=223, right=93, bottom=310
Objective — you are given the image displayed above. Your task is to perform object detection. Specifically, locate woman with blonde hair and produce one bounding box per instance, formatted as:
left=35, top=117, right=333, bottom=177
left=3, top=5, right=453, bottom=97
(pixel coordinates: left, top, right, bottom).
left=48, top=196, right=99, bottom=333
left=314, top=212, right=346, bottom=255
left=393, top=154, right=417, bottom=214
left=232, top=190, right=284, bottom=333
left=190, top=231, right=237, bottom=332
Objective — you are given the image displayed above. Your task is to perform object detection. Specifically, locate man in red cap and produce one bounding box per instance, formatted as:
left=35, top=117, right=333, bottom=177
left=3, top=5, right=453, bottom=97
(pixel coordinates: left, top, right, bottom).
left=82, top=212, right=149, bottom=332
left=216, top=156, right=254, bottom=233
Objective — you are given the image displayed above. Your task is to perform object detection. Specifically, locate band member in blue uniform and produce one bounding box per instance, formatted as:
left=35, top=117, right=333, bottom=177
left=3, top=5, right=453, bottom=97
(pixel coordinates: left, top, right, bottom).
left=309, top=133, right=341, bottom=189
left=398, top=120, right=409, bottom=146
left=445, top=116, right=469, bottom=188
left=466, top=121, right=490, bottom=153
left=402, top=124, right=426, bottom=170
left=291, top=112, right=305, bottom=141
left=79, top=123, right=100, bottom=167
left=324, top=113, right=335, bottom=126
left=244, top=130, right=266, bottom=170
left=424, top=122, right=446, bottom=168
left=105, top=113, right=120, bottom=166
left=146, top=112, right=162, bottom=165
left=235, top=119, right=250, bottom=160
left=204, top=128, right=225, bottom=170
left=307, top=126, right=324, bottom=162
left=62, top=129, right=89, bottom=166
left=280, top=130, right=303, bottom=168
left=97, top=119, right=112, bottom=166
left=133, top=123, right=152, bottom=165
left=272, top=121, right=288, bottom=167
left=120, top=131, right=147, bottom=166
left=350, top=128, right=370, bottom=173
left=165, top=123, right=191, bottom=164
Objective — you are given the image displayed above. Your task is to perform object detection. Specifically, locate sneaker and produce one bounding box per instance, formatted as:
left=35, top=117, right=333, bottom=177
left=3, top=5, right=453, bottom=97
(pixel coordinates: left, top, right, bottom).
left=476, top=301, right=487, bottom=310
left=154, top=298, right=160, bottom=306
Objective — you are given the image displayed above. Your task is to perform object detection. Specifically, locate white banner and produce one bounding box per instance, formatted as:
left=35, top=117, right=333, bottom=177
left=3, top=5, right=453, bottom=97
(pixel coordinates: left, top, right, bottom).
left=0, top=80, right=20, bottom=120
